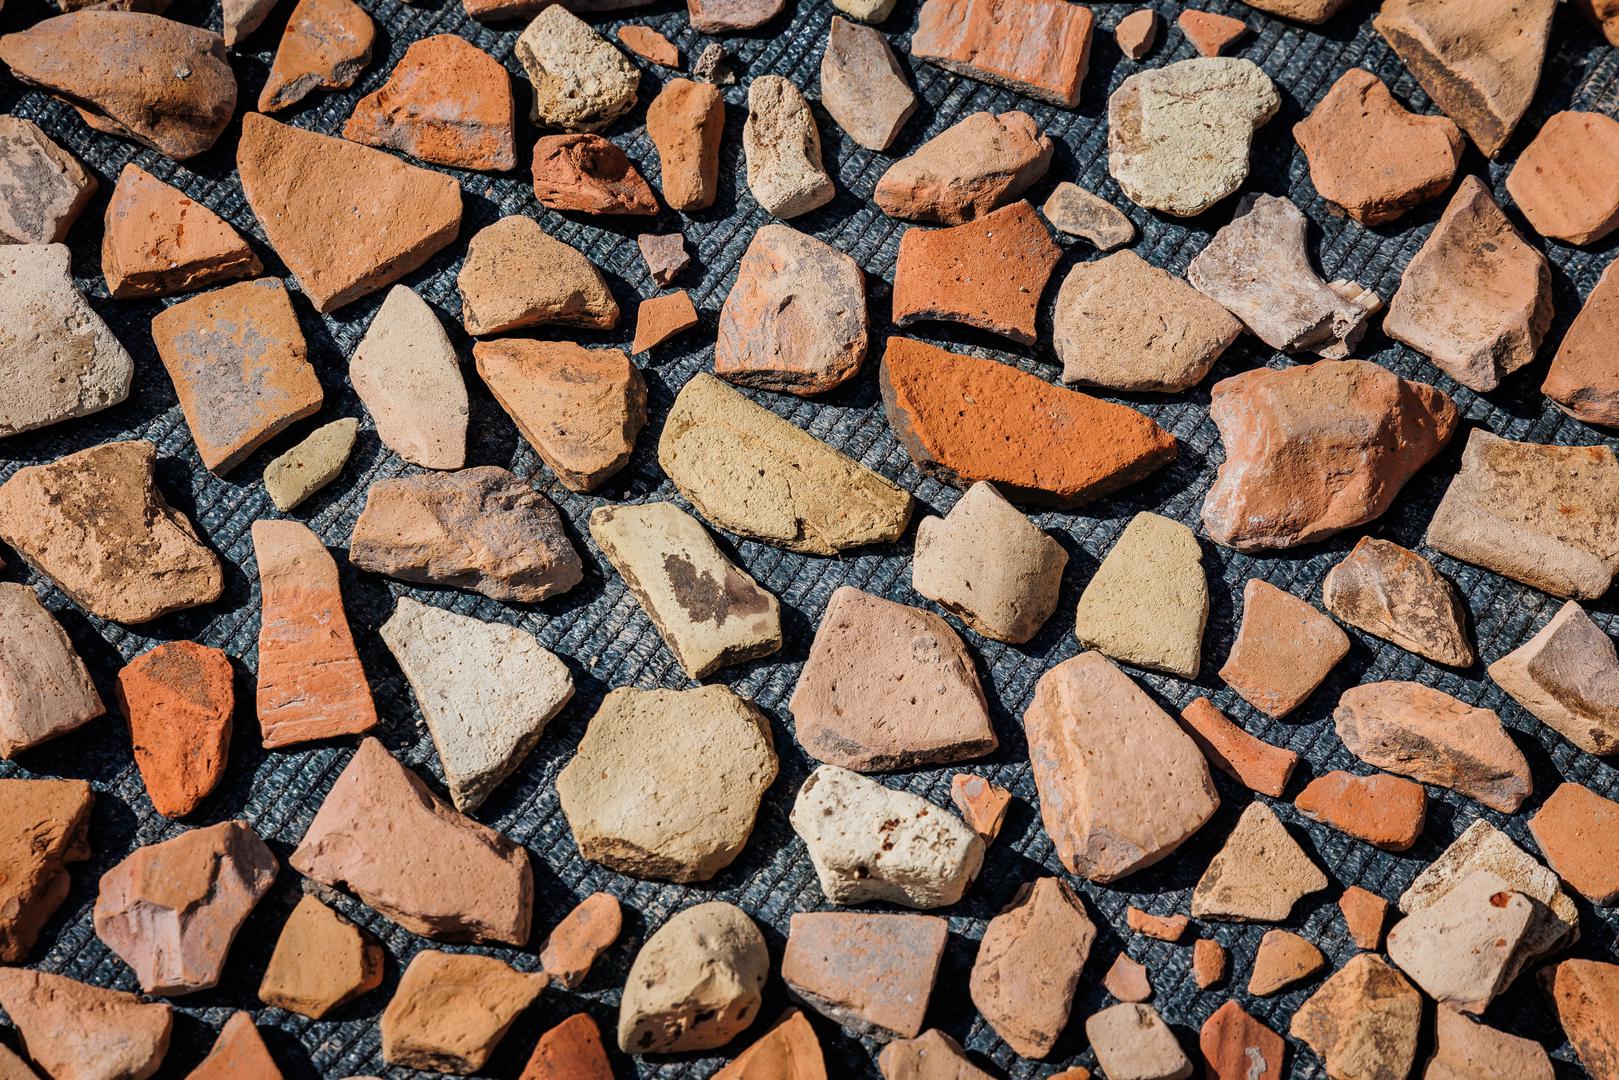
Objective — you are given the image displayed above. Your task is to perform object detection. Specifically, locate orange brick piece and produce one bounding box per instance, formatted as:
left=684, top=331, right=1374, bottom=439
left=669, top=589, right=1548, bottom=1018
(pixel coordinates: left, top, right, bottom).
left=1104, top=953, right=1152, bottom=1002
left=1529, top=782, right=1619, bottom=904
left=1339, top=886, right=1389, bottom=950
left=1180, top=9, right=1246, bottom=55
left=1295, top=770, right=1427, bottom=852
left=1176, top=697, right=1298, bottom=798
left=632, top=291, right=700, bottom=355
left=911, top=0, right=1095, bottom=108
left=950, top=774, right=1013, bottom=843
left=520, top=1013, right=613, bottom=1080
left=1193, top=938, right=1227, bottom=988
left=1126, top=907, right=1189, bottom=942
left=116, top=642, right=233, bottom=819
left=539, top=892, right=623, bottom=989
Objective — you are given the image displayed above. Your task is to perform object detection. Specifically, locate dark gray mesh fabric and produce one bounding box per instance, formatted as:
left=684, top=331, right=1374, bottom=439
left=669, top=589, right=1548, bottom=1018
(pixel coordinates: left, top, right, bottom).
left=0, top=0, right=1616, bottom=1073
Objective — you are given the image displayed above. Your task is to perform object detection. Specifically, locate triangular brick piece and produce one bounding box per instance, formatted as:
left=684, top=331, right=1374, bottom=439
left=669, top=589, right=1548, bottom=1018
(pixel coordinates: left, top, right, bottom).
left=187, top=1012, right=282, bottom=1079
left=103, top=164, right=261, bottom=299
left=0, top=968, right=172, bottom=1080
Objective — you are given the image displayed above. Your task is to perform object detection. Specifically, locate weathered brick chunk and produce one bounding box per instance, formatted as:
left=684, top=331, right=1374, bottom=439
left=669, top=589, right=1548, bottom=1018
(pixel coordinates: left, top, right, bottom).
left=911, top=0, right=1094, bottom=107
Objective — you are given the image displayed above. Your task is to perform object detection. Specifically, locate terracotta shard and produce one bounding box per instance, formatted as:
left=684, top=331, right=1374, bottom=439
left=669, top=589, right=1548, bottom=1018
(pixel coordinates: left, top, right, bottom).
left=1578, top=0, right=1619, bottom=44
left=258, top=894, right=383, bottom=1018
left=1126, top=908, right=1188, bottom=943
left=349, top=286, right=468, bottom=471
left=1180, top=9, right=1246, bottom=55
left=457, top=215, right=619, bottom=336
left=1544, top=261, right=1619, bottom=427
left=969, top=878, right=1095, bottom=1057
left=881, top=338, right=1176, bottom=507
left=618, top=903, right=768, bottom=1053
left=1249, top=929, right=1325, bottom=996
left=910, top=0, right=1094, bottom=107
left=1514, top=115, right=1619, bottom=238
left=1340, top=886, right=1389, bottom=951
left=1086, top=1004, right=1192, bottom=1080
left=1219, top=579, right=1349, bottom=718
left=874, top=111, right=1051, bottom=225
left=1177, top=697, right=1298, bottom=798
left=0, top=441, right=223, bottom=623
left=521, top=1014, right=614, bottom=1080
left=237, top=113, right=461, bottom=313
left=258, top=0, right=373, bottom=112
left=117, top=642, right=232, bottom=818
left=343, top=35, right=516, bottom=171
left=1193, top=939, right=1227, bottom=989
left=516, top=6, right=638, bottom=131
left=1075, top=511, right=1208, bottom=679
left=0, top=587, right=103, bottom=760
left=1427, top=1007, right=1553, bottom=1080
left=0, top=969, right=172, bottom=1080
left=1322, top=537, right=1474, bottom=667
left=744, top=75, right=835, bottom=218
left=1296, top=770, right=1426, bottom=852
left=638, top=231, right=690, bottom=285
left=1238, top=0, right=1350, bottom=20
left=822, top=16, right=916, bottom=152
left=1529, top=782, right=1619, bottom=905
left=1024, top=652, right=1218, bottom=882
left=950, top=774, right=1013, bottom=843
left=539, top=892, right=621, bottom=990
left=878, top=1030, right=996, bottom=1079
left=102, top=164, right=260, bottom=299
left=0, top=117, right=96, bottom=244
left=0, top=778, right=92, bottom=961
left=1291, top=955, right=1420, bottom=1080
left=533, top=134, right=658, bottom=215
left=714, top=1009, right=825, bottom=1080
left=1115, top=9, right=1160, bottom=59
left=1192, top=801, right=1328, bottom=922
left=1200, top=1000, right=1282, bottom=1080
left=1542, top=960, right=1619, bottom=1080
left=381, top=951, right=546, bottom=1072
left=1490, top=600, right=1619, bottom=755
left=618, top=25, right=678, bottom=67
left=1041, top=182, right=1135, bottom=249
left=632, top=290, right=699, bottom=354
left=188, top=1012, right=280, bottom=1080
left=783, top=910, right=947, bottom=1040
left=1104, top=953, right=1152, bottom=1003
left=647, top=79, right=724, bottom=211
left=687, top=0, right=784, bottom=32
left=222, top=0, right=277, bottom=46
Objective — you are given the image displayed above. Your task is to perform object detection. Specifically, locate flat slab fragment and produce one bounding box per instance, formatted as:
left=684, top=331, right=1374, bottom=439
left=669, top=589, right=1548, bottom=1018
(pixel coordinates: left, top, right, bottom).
left=516, top=6, right=638, bottom=131
left=1024, top=652, right=1218, bottom=882
left=1386, top=869, right=1536, bottom=1014
left=292, top=737, right=533, bottom=944
left=714, top=1009, right=825, bottom=1080
left=1295, top=770, right=1426, bottom=851
left=1219, top=579, right=1348, bottom=718
left=1177, top=697, right=1298, bottom=798
left=259, top=0, right=373, bottom=112
left=258, top=894, right=383, bottom=1019
left=744, top=76, right=834, bottom=218
left=0, top=968, right=172, bottom=1080
left=1543, top=960, right=1619, bottom=1080
left=1322, top=536, right=1474, bottom=666
left=117, top=641, right=232, bottom=818
left=1507, top=111, right=1619, bottom=246
left=264, top=417, right=357, bottom=512
left=881, top=338, right=1176, bottom=507
left=969, top=877, right=1095, bottom=1057
left=910, top=0, right=1094, bottom=107
left=189, top=1012, right=280, bottom=1080
left=1427, top=1007, right=1553, bottom=1080
left=0, top=441, right=223, bottom=623
left=0, top=778, right=92, bottom=961
left=0, top=586, right=103, bottom=760
left=1076, top=512, right=1207, bottom=679
left=619, top=903, right=768, bottom=1054
left=1086, top=1004, right=1192, bottom=1080
left=0, top=116, right=96, bottom=244
left=349, top=285, right=468, bottom=470
left=1201, top=1001, right=1282, bottom=1080
left=1544, top=260, right=1619, bottom=428
left=381, top=950, right=545, bottom=1073
left=632, top=291, right=700, bottom=354
left=524, top=1014, right=614, bottom=1080
left=1192, top=801, right=1327, bottom=922
left=1426, top=428, right=1619, bottom=600
left=1489, top=600, right=1619, bottom=755
left=1340, top=886, right=1390, bottom=951
left=659, top=373, right=913, bottom=555
left=589, top=501, right=782, bottom=679
left=878, top=1030, right=997, bottom=1080
left=1249, top=929, right=1324, bottom=996
left=458, top=216, right=618, bottom=336
left=822, top=16, right=915, bottom=151
left=874, top=110, right=1052, bottom=224
left=102, top=164, right=261, bottom=299
left=1290, top=955, right=1420, bottom=1080
left=1529, top=782, right=1619, bottom=905
left=783, top=911, right=947, bottom=1040
left=343, top=34, right=515, bottom=171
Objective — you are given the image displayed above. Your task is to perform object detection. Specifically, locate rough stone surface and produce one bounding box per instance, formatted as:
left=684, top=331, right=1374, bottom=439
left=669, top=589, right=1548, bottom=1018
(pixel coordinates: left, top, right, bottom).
left=380, top=950, right=546, bottom=1073
left=638, top=231, right=690, bottom=285
left=1543, top=960, right=1619, bottom=1080
left=1323, top=537, right=1474, bottom=666
left=1052, top=250, right=1239, bottom=393
left=950, top=774, right=1013, bottom=843
left=0, top=116, right=95, bottom=245
left=1075, top=512, right=1207, bottom=679
left=1296, top=771, right=1427, bottom=852
left=116, top=641, right=231, bottom=818
left=0, top=441, right=223, bottom=623
left=874, top=111, right=1051, bottom=224
left=1177, top=697, right=1298, bottom=798
left=0, top=587, right=103, bottom=760
left=516, top=6, right=638, bottom=131
left=1249, top=929, right=1325, bottom=996
left=791, top=765, right=984, bottom=908
left=1529, top=782, right=1619, bottom=905
left=714, top=223, right=867, bottom=395
left=632, top=290, right=699, bottom=354
left=692, top=41, right=734, bottom=84
left=878, top=1030, right=996, bottom=1080
left=821, top=16, right=914, bottom=151
left=912, top=482, right=1067, bottom=644
left=188, top=1012, right=280, bottom=1080
left=745, top=75, right=835, bottom=218
left=252, top=519, right=378, bottom=748
left=458, top=215, right=618, bottom=335
left=1201, top=1000, right=1282, bottom=1080
left=1386, top=869, right=1536, bottom=1014
left=590, top=502, right=781, bottom=679
left=263, top=417, right=357, bottom=512
left=0, top=778, right=92, bottom=961
left=343, top=35, right=515, bottom=171
left=1193, top=940, right=1227, bottom=990
left=647, top=79, right=724, bottom=211
left=833, top=0, right=894, bottom=21
left=1108, top=58, right=1280, bottom=217
left=1426, top=429, right=1619, bottom=600
left=0, top=243, right=132, bottom=437
left=1385, top=176, right=1553, bottom=392
left=688, top=0, right=785, bottom=32
left=881, top=338, right=1176, bottom=507
left=381, top=597, right=573, bottom=812
left=93, top=820, right=277, bottom=995
left=969, top=878, right=1095, bottom=1057
left=258, top=894, right=383, bottom=1019
left=1426, top=1007, right=1554, bottom=1080
left=102, top=164, right=259, bottom=299
left=349, top=286, right=468, bottom=470
left=0, top=12, right=235, bottom=159
left=911, top=0, right=1094, bottom=107
left=521, top=1014, right=614, bottom=1080
left=349, top=467, right=584, bottom=602
left=259, top=0, right=373, bottom=112
left=533, top=134, right=658, bottom=215
left=1291, top=955, right=1421, bottom=1080
left=1294, top=68, right=1463, bottom=224
left=1105, top=954, right=1152, bottom=1003
left=618, top=24, right=678, bottom=67
left=1192, top=802, right=1328, bottom=922
left=1506, top=111, right=1619, bottom=245
left=1544, top=261, right=1619, bottom=427
left=291, top=737, right=533, bottom=944
left=558, top=686, right=777, bottom=882
left=1340, top=887, right=1389, bottom=951
left=618, top=903, right=768, bottom=1054
left=1025, top=652, right=1218, bottom=882
left=1085, top=1004, right=1192, bottom=1080
left=1188, top=195, right=1380, bottom=357
left=891, top=200, right=1059, bottom=345
left=660, top=373, right=912, bottom=555
left=1180, top=9, right=1246, bottom=55
left=539, top=892, right=621, bottom=991
left=0, top=969, right=172, bottom=1080
left=1491, top=600, right=1619, bottom=756
left=1115, top=9, right=1160, bottom=59
left=1041, top=183, right=1134, bottom=249
left=237, top=113, right=460, bottom=313
left=1219, top=580, right=1347, bottom=718
left=713, top=1010, right=825, bottom=1080
left=782, top=911, right=947, bottom=1041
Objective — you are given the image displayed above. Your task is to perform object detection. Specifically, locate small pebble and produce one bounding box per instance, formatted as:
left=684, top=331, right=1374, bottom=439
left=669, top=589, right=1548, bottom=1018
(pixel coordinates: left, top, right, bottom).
left=692, top=41, right=736, bottom=84
left=618, top=903, right=767, bottom=1054
left=637, top=231, right=691, bottom=285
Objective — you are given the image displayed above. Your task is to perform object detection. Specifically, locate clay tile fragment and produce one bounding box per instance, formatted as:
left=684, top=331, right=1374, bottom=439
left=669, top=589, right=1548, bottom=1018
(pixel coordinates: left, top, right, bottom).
left=1126, top=908, right=1188, bottom=943
left=1292, top=955, right=1420, bottom=1080
left=539, top=892, right=621, bottom=990
left=911, top=0, right=1094, bottom=107
left=1339, top=886, right=1389, bottom=950
left=349, top=468, right=584, bottom=602
left=647, top=79, right=723, bottom=211
left=0, top=13, right=235, bottom=159
left=1192, top=939, right=1227, bottom=989
left=1219, top=580, right=1348, bottom=718
left=589, top=502, right=782, bottom=679
left=0, top=969, right=172, bottom=1080
left=258, top=894, right=383, bottom=1018
left=1086, top=1004, right=1191, bottom=1080
left=533, top=134, right=658, bottom=215
left=0, top=441, right=223, bottom=623
left=891, top=200, right=1059, bottom=344
left=1025, top=652, right=1218, bottom=882
left=618, top=25, right=677, bottom=67
left=0, top=588, right=103, bottom=760
left=970, top=878, right=1095, bottom=1057
left=638, top=231, right=690, bottom=285
left=381, top=951, right=546, bottom=1072
left=1544, top=262, right=1619, bottom=428
left=618, top=902, right=768, bottom=1054
left=1193, top=802, right=1327, bottom=922
left=1387, top=869, right=1538, bottom=1014
left=237, top=114, right=460, bottom=313
left=0, top=117, right=95, bottom=244
left=1529, top=782, right=1619, bottom=905
left=252, top=519, right=378, bottom=748
left=1294, top=68, right=1463, bottom=225
left=881, top=338, right=1177, bottom=507
left=94, top=820, right=278, bottom=995
left=822, top=16, right=916, bottom=152
left=744, top=75, right=835, bottom=218
left=688, top=0, right=784, bottom=31
left=517, top=6, right=638, bottom=131
left=715, top=223, right=867, bottom=395
left=343, top=35, right=516, bottom=171
left=659, top=373, right=913, bottom=555
left=0, top=778, right=92, bottom=961
left=473, top=339, right=646, bottom=491
left=116, top=642, right=231, bottom=818
left=1188, top=195, right=1381, bottom=357
left=1041, top=183, right=1135, bottom=249
left=262, top=417, right=357, bottom=512
left=1053, top=250, right=1239, bottom=393
left=1386, top=177, right=1553, bottom=391
left=457, top=216, right=619, bottom=336
left=1237, top=0, right=1351, bottom=21
left=259, top=0, right=373, bottom=112
left=1426, top=429, right=1619, bottom=600
left=950, top=774, right=1013, bottom=843
left=790, top=765, right=984, bottom=908
left=1334, top=681, right=1530, bottom=812
left=1104, top=953, right=1152, bottom=1003
left=1201, top=1000, right=1282, bottom=1080
left=1249, top=929, right=1325, bottom=996
left=1542, top=959, right=1619, bottom=1079
left=1115, top=9, right=1160, bottom=59
left=102, top=164, right=260, bottom=299
left=1177, top=697, right=1298, bottom=799
left=782, top=910, right=947, bottom=1040
left=1506, top=111, right=1619, bottom=246
left=0, top=243, right=132, bottom=437
left=874, top=111, right=1052, bottom=225
left=1490, top=600, right=1619, bottom=755
left=188, top=1012, right=281, bottom=1080
left=714, top=1009, right=825, bottom=1079
left=1179, top=9, right=1246, bottom=55
left=1202, top=360, right=1457, bottom=552
left=521, top=1014, right=613, bottom=1080
left=1428, top=1007, right=1553, bottom=1080
left=1374, top=0, right=1554, bottom=158
left=913, top=481, right=1067, bottom=643
left=1077, top=512, right=1207, bottom=678
left=1296, top=771, right=1426, bottom=852
left=1108, top=58, right=1279, bottom=217
left=559, top=686, right=777, bottom=882
left=878, top=1030, right=996, bottom=1079
left=349, top=286, right=468, bottom=471
left=632, top=290, right=699, bottom=354
left=1322, top=537, right=1474, bottom=666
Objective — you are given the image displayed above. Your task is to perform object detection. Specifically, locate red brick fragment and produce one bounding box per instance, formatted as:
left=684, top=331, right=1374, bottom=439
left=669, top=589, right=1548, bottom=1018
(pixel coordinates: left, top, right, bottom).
left=344, top=35, right=516, bottom=171
left=1295, top=770, right=1427, bottom=852
left=539, top=892, right=622, bottom=990
left=950, top=774, right=1012, bottom=843
left=1529, top=782, right=1619, bottom=905
left=116, top=641, right=232, bottom=818
left=533, top=134, right=658, bottom=216
left=1126, top=907, right=1188, bottom=942
left=911, top=0, right=1094, bottom=107
left=633, top=291, right=699, bottom=355
left=1193, top=939, right=1227, bottom=988
left=1339, top=886, right=1389, bottom=951
left=519, top=1014, right=612, bottom=1080
left=1180, top=9, right=1246, bottom=55
left=1104, top=953, right=1151, bottom=1002
left=1177, top=697, right=1298, bottom=799
left=618, top=25, right=678, bottom=68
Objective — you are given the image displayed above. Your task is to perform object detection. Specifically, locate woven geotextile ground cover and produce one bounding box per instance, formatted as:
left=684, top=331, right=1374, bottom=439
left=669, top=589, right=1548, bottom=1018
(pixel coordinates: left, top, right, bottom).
left=0, top=0, right=1617, bottom=1073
